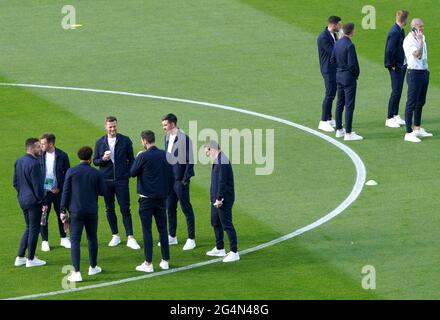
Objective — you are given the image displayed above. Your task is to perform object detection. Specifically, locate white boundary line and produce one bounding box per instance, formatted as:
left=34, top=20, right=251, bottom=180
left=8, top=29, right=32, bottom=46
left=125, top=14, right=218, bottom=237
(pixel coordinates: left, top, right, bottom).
left=0, top=83, right=367, bottom=300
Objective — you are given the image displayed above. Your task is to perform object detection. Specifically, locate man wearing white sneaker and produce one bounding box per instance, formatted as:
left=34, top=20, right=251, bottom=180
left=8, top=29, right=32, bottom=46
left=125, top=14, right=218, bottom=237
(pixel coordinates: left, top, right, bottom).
left=39, top=133, right=71, bottom=252
left=131, top=131, right=173, bottom=273
left=14, top=138, right=48, bottom=268
left=204, top=141, right=239, bottom=263
left=384, top=10, right=410, bottom=129
left=61, top=147, right=106, bottom=282
left=403, top=18, right=433, bottom=143
left=317, top=16, right=342, bottom=132
left=332, top=23, right=363, bottom=141
left=93, top=116, right=140, bottom=250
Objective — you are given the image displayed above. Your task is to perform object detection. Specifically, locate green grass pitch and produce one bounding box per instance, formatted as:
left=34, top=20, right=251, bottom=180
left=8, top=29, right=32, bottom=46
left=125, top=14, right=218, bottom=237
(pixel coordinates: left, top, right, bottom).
left=0, top=0, right=439, bottom=299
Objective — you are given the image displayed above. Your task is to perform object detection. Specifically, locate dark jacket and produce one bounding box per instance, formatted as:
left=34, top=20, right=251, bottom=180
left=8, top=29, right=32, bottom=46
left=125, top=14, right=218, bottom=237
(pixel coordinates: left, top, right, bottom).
left=13, top=154, right=45, bottom=210
left=210, top=152, right=235, bottom=204
left=39, top=148, right=70, bottom=192
left=61, top=163, right=106, bottom=215
left=130, top=146, right=173, bottom=199
left=93, top=133, right=134, bottom=181
left=384, top=23, right=406, bottom=69
left=164, top=129, right=195, bottom=183
left=331, top=36, right=360, bottom=81
left=317, top=27, right=338, bottom=74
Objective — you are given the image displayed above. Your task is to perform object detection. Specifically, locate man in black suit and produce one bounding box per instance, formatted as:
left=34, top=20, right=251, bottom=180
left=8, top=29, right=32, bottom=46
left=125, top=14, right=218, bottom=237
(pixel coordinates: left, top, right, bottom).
left=162, top=114, right=196, bottom=251
left=317, top=16, right=341, bottom=132
left=384, top=10, right=409, bottom=128
left=39, top=133, right=71, bottom=252
left=94, top=116, right=140, bottom=250
left=60, top=146, right=106, bottom=282
left=204, top=141, right=239, bottom=263
left=14, top=138, right=48, bottom=268
left=131, top=130, right=173, bottom=273
left=332, top=22, right=363, bottom=141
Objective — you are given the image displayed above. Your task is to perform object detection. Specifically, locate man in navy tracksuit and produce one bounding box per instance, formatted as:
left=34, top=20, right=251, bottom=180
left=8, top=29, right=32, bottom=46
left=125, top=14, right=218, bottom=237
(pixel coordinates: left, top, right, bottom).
left=162, top=113, right=196, bottom=251
left=332, top=22, right=363, bottom=141
left=13, top=138, right=47, bottom=268
left=39, top=133, right=71, bottom=252
left=93, top=116, right=140, bottom=249
left=61, top=146, right=106, bottom=282
left=204, top=141, right=239, bottom=263
left=131, top=130, right=173, bottom=273
left=384, top=10, right=409, bottom=128
left=317, top=16, right=341, bottom=132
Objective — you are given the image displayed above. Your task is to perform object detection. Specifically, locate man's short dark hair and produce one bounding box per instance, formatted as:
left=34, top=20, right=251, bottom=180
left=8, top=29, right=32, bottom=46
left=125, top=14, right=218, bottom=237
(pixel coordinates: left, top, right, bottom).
left=25, top=138, right=39, bottom=149
left=77, top=146, right=93, bottom=161
left=328, top=16, right=341, bottom=24
left=161, top=113, right=178, bottom=124
left=396, top=10, right=410, bottom=24
left=40, top=133, right=56, bottom=145
left=141, top=130, right=155, bottom=144
left=343, top=22, right=355, bottom=35
left=204, top=140, right=220, bottom=151
left=105, top=116, right=118, bottom=123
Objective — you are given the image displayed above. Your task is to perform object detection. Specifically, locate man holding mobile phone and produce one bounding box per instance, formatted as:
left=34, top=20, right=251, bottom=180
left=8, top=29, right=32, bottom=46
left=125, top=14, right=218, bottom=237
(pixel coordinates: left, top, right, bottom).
left=384, top=10, right=409, bottom=128
left=403, top=18, right=432, bottom=142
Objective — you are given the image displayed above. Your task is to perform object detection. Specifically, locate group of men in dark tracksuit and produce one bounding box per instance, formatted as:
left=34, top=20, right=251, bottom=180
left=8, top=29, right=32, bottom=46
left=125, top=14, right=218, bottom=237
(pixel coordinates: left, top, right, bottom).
left=14, top=114, right=239, bottom=281
left=317, top=11, right=432, bottom=143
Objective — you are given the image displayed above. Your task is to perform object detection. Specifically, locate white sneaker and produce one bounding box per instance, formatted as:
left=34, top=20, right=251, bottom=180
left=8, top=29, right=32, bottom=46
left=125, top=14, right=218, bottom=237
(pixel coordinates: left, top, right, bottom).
left=318, top=120, right=335, bottom=132
left=136, top=262, right=154, bottom=273
left=414, top=128, right=433, bottom=137
left=158, top=235, right=178, bottom=247
left=159, top=260, right=169, bottom=270
left=26, top=257, right=46, bottom=268
left=127, top=238, right=141, bottom=250
left=41, top=241, right=50, bottom=252
left=108, top=235, right=121, bottom=247
left=67, top=271, right=83, bottom=282
left=88, top=265, right=102, bottom=276
left=182, top=239, right=196, bottom=251
left=344, top=132, right=363, bottom=141
left=14, top=256, right=27, bottom=267
left=60, top=238, right=71, bottom=249
left=335, top=128, right=346, bottom=138
left=328, top=119, right=336, bottom=128
left=394, top=115, right=406, bottom=125
left=404, top=132, right=421, bottom=143
left=385, top=118, right=400, bottom=128
left=206, top=247, right=226, bottom=257
left=222, top=251, right=240, bottom=263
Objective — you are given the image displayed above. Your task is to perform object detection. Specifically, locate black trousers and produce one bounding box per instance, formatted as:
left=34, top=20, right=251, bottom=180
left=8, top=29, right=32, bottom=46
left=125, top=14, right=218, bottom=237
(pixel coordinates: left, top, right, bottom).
left=211, top=202, right=238, bottom=253
left=139, top=197, right=170, bottom=263
left=104, top=179, right=133, bottom=236
left=40, top=191, right=66, bottom=241
left=405, top=69, right=430, bottom=133
left=70, top=212, right=98, bottom=272
left=167, top=180, right=195, bottom=239
left=387, top=66, right=407, bottom=119
left=335, top=74, right=357, bottom=134
left=18, top=204, right=42, bottom=260
left=321, top=72, right=336, bottom=121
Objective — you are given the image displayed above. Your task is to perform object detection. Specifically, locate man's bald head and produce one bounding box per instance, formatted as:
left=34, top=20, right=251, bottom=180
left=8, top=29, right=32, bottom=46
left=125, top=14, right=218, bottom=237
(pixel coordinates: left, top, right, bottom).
left=411, top=18, right=424, bottom=28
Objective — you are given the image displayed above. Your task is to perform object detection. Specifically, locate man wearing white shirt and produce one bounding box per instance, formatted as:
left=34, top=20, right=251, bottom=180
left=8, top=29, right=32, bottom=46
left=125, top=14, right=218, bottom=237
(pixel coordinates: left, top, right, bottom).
left=403, top=18, right=433, bottom=143
left=161, top=113, right=196, bottom=251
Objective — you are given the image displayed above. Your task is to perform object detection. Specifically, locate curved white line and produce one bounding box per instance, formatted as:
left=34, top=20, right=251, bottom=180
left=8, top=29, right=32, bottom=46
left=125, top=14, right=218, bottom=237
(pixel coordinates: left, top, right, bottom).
left=0, top=83, right=366, bottom=300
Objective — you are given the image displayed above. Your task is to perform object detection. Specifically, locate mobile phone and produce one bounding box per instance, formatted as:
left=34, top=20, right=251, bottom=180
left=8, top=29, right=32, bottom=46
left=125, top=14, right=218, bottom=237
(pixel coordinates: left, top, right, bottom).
left=412, top=27, right=418, bottom=33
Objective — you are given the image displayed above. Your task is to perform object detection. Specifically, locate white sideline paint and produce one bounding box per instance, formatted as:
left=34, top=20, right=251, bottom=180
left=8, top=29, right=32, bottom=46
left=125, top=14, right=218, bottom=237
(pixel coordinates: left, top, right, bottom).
left=0, top=83, right=367, bottom=300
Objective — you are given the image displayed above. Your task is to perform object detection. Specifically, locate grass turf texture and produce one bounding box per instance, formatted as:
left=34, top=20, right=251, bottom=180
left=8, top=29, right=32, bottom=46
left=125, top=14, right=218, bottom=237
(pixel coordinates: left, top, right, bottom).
left=0, top=0, right=439, bottom=299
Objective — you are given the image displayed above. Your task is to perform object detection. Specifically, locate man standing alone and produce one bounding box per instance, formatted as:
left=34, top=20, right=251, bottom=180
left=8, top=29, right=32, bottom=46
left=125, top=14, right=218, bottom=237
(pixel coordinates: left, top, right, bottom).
left=13, top=138, right=47, bottom=268
left=94, top=116, right=140, bottom=249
